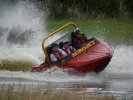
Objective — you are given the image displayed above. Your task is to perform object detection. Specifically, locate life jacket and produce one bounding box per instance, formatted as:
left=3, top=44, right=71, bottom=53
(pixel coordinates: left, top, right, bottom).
left=52, top=50, right=63, bottom=60
left=63, top=46, right=74, bottom=54
left=74, top=35, right=87, bottom=46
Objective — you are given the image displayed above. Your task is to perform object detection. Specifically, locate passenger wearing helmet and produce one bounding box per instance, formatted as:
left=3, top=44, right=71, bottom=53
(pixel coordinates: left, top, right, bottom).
left=71, top=28, right=88, bottom=49
left=50, top=43, right=67, bottom=62
left=62, top=41, right=75, bottom=54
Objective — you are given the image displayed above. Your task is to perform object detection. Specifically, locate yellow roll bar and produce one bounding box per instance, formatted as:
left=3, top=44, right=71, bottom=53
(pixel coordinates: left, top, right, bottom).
left=42, top=22, right=78, bottom=62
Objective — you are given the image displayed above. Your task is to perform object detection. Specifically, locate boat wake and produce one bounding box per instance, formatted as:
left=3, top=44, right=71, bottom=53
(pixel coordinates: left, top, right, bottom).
left=1, top=45, right=133, bottom=83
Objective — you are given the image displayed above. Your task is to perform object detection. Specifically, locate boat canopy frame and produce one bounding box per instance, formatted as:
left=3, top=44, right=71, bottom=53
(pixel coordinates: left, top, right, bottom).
left=42, top=22, right=77, bottom=62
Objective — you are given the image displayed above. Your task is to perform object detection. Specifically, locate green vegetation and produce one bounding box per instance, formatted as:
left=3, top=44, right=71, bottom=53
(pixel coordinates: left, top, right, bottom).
left=37, top=0, right=133, bottom=19
left=0, top=60, right=34, bottom=71
left=0, top=85, right=115, bottom=100
left=46, top=19, right=133, bottom=45
left=1, top=0, right=133, bottom=19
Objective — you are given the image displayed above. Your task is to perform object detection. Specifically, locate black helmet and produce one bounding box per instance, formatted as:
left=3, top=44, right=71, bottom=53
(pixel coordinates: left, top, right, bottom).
left=51, top=43, right=58, bottom=48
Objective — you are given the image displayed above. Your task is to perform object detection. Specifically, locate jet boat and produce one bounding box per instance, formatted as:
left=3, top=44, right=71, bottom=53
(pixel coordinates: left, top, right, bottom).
left=31, top=22, right=113, bottom=74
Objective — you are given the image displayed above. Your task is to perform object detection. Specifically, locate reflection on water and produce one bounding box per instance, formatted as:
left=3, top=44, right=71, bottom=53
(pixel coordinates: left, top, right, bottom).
left=0, top=76, right=133, bottom=100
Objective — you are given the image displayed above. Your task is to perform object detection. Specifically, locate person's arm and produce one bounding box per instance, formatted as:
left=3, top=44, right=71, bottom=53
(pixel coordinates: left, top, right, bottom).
left=50, top=54, right=57, bottom=62
left=58, top=49, right=67, bottom=57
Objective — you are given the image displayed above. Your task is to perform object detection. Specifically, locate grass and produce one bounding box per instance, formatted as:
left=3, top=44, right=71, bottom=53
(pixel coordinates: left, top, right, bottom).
left=0, top=85, right=115, bottom=100
left=0, top=60, right=34, bottom=71
left=46, top=18, right=133, bottom=45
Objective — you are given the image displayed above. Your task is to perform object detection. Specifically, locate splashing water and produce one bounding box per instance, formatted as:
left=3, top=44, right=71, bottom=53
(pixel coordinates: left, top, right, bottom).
left=0, top=1, right=133, bottom=83
left=0, top=1, right=45, bottom=47
left=105, top=45, right=133, bottom=78
left=0, top=2, right=133, bottom=100
left=0, top=45, right=133, bottom=82
left=0, top=1, right=46, bottom=64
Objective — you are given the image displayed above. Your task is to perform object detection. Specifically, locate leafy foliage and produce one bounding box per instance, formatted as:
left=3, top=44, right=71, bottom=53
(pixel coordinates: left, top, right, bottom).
left=0, top=0, right=133, bottom=19
left=38, top=0, right=132, bottom=19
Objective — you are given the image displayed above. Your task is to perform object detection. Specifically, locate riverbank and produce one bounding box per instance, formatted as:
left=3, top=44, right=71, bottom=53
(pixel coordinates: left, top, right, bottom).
left=0, top=60, right=34, bottom=71
left=46, top=18, right=133, bottom=45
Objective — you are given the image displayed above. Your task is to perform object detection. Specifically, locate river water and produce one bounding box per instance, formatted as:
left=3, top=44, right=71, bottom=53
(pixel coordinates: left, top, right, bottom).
left=0, top=1, right=133, bottom=100
left=0, top=46, right=133, bottom=100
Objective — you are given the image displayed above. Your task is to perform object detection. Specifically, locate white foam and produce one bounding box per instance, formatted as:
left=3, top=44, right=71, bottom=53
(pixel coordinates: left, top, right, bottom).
left=105, top=45, right=133, bottom=74
left=0, top=68, right=103, bottom=83
left=0, top=1, right=46, bottom=46
left=0, top=47, right=44, bottom=64
left=0, top=1, right=46, bottom=64
left=1, top=44, right=133, bottom=81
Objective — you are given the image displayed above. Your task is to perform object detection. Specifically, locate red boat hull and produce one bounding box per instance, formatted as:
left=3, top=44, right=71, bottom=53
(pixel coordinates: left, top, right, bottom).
left=73, top=57, right=111, bottom=73
left=32, top=38, right=113, bottom=74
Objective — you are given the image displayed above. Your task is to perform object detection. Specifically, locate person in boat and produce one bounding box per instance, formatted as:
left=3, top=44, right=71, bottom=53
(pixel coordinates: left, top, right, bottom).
left=50, top=43, right=67, bottom=62
left=62, top=41, right=75, bottom=54
left=71, top=28, right=88, bottom=49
